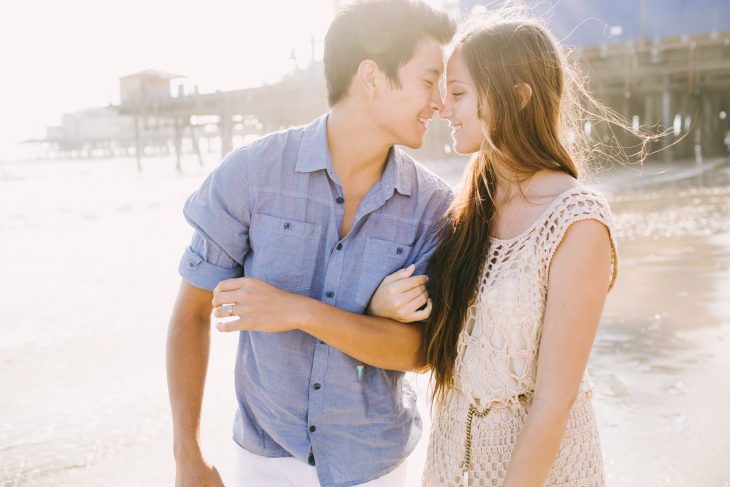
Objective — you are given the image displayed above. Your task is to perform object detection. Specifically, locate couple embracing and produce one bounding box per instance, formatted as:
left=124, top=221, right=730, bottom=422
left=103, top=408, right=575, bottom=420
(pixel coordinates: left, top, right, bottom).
left=166, top=1, right=617, bottom=486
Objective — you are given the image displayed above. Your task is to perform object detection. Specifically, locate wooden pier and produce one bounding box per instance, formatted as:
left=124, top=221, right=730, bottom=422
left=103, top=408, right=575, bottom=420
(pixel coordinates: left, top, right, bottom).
left=116, top=68, right=327, bottom=171
left=579, top=31, right=730, bottom=161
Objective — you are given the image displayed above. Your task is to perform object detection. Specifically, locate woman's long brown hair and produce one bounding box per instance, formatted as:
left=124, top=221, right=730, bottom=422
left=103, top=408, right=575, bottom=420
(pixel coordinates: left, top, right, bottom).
left=422, top=12, right=656, bottom=405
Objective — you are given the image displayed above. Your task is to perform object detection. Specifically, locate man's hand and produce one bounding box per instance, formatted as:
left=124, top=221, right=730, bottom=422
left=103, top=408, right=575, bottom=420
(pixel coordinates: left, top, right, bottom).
left=211, top=275, right=425, bottom=371
left=211, top=277, right=306, bottom=333
left=175, top=454, right=225, bottom=487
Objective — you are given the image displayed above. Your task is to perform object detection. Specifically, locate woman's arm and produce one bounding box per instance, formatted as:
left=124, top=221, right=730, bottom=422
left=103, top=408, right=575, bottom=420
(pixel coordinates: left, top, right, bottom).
left=502, top=219, right=613, bottom=487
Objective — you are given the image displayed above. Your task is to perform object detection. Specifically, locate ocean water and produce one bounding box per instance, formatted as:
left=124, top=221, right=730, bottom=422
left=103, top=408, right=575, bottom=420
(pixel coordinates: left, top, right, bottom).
left=0, top=155, right=729, bottom=486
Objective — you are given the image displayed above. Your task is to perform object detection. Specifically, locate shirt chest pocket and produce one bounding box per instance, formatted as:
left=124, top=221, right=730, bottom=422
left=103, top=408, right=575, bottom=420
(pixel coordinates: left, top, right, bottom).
left=355, top=237, right=412, bottom=307
left=249, top=213, right=322, bottom=292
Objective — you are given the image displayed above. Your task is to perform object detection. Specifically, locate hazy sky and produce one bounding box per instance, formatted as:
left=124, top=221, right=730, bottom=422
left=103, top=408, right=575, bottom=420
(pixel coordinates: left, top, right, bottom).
left=0, top=0, right=376, bottom=158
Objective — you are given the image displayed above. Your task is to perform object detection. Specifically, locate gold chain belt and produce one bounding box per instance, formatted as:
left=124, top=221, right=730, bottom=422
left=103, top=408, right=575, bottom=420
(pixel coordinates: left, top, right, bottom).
left=462, top=402, right=491, bottom=487
left=462, top=394, right=530, bottom=487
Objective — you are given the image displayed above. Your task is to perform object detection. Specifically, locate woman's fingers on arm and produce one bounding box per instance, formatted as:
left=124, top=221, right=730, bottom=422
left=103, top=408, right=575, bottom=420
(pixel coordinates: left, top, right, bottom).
left=396, top=284, right=427, bottom=307
left=395, top=289, right=430, bottom=323
left=383, top=264, right=416, bottom=285
left=406, top=298, right=432, bottom=323
left=406, top=287, right=429, bottom=310
left=370, top=269, right=415, bottom=318
left=391, top=274, right=428, bottom=294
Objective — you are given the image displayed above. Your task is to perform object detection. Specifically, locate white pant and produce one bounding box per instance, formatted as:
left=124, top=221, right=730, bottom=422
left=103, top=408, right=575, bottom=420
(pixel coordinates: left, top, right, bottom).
left=234, top=444, right=408, bottom=487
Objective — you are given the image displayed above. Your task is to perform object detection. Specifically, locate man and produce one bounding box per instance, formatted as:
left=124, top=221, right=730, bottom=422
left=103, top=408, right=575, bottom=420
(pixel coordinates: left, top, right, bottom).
left=167, top=1, right=455, bottom=486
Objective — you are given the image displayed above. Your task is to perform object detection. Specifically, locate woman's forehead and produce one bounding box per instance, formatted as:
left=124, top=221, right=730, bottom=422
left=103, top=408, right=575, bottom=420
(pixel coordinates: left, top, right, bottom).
left=445, top=53, right=469, bottom=81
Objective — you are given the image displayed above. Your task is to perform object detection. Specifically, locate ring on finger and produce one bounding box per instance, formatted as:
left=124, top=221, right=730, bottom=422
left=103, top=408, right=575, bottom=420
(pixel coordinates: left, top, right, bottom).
left=223, top=304, right=235, bottom=317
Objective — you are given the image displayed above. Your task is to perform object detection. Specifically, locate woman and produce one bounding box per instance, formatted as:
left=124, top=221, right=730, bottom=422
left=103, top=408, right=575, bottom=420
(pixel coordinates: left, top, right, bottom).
left=369, top=13, right=630, bottom=487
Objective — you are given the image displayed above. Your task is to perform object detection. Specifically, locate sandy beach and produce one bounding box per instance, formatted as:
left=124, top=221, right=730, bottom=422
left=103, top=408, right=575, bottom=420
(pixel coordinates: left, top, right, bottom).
left=1, top=155, right=729, bottom=486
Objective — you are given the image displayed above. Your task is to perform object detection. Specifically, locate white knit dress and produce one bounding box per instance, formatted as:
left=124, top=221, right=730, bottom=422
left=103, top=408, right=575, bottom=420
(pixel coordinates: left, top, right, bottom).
left=423, top=187, right=617, bottom=487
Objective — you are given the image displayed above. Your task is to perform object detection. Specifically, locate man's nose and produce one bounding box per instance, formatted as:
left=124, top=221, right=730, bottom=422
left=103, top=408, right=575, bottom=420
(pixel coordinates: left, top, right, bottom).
left=431, top=87, right=444, bottom=112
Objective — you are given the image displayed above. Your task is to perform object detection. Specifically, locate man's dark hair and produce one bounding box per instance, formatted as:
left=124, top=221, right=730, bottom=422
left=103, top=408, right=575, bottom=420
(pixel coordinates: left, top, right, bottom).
left=324, top=0, right=456, bottom=106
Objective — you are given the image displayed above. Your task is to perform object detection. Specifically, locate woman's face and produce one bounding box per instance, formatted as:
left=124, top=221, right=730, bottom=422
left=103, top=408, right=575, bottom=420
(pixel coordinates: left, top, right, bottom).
left=440, top=50, right=484, bottom=154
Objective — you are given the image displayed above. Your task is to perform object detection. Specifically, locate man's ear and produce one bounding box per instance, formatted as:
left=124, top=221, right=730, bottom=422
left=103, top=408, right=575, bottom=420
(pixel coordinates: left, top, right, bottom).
left=355, top=59, right=381, bottom=99
left=514, top=82, right=533, bottom=110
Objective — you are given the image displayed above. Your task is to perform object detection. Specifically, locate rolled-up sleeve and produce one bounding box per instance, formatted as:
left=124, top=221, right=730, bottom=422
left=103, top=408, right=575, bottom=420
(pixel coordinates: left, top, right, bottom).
left=178, top=148, right=251, bottom=291
left=179, top=232, right=243, bottom=291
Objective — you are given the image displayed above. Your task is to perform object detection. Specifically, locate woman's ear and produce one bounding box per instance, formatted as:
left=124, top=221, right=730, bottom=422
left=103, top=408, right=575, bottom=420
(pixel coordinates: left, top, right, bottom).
left=355, top=59, right=380, bottom=99
left=514, top=82, right=533, bottom=110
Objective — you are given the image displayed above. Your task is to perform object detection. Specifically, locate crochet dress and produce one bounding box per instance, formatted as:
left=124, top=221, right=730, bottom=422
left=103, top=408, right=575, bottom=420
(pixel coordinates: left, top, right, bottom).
left=423, top=187, right=617, bottom=487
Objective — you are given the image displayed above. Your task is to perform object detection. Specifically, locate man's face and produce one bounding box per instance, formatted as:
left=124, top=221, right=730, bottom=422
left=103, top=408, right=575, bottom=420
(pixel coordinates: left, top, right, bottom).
left=440, top=51, right=484, bottom=155
left=372, top=37, right=445, bottom=149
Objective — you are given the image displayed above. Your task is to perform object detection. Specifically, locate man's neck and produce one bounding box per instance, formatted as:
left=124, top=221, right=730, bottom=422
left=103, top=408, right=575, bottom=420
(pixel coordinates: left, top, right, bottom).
left=326, top=104, right=392, bottom=186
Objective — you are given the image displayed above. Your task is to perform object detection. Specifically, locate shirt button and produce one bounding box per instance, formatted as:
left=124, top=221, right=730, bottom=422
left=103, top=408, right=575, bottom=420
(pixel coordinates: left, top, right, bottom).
left=309, top=425, right=317, bottom=433
left=283, top=222, right=291, bottom=230
left=396, top=247, right=404, bottom=255
left=319, top=340, right=326, bottom=345
left=336, top=196, right=344, bottom=204
left=336, top=243, right=343, bottom=251
left=325, top=291, right=334, bottom=298
left=313, top=383, right=321, bottom=390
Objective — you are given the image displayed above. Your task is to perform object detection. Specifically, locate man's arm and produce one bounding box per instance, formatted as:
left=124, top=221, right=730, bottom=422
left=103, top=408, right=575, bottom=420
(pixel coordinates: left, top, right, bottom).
left=166, top=279, right=224, bottom=487
left=301, top=298, right=426, bottom=372
left=212, top=278, right=425, bottom=372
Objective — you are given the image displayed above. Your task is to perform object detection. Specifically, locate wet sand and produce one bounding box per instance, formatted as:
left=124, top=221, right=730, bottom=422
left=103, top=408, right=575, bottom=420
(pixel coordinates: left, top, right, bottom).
left=592, top=159, right=730, bottom=486
left=1, top=156, right=729, bottom=486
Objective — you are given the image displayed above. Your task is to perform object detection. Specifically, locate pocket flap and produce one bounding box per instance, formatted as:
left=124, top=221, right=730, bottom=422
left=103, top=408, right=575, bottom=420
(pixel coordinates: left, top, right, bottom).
left=364, top=237, right=412, bottom=258
left=252, top=213, right=322, bottom=239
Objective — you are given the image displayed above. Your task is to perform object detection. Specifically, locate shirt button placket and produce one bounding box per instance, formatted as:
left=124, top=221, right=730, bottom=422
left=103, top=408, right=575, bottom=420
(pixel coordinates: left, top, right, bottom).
left=309, top=192, right=345, bottom=465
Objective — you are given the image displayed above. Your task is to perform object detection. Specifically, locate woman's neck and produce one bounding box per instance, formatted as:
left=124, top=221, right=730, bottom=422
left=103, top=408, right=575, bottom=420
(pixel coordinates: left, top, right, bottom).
left=492, top=163, right=542, bottom=203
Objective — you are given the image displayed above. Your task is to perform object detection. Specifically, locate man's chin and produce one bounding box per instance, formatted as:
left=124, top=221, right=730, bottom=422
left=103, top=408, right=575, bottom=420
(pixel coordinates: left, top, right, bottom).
left=398, top=135, right=425, bottom=149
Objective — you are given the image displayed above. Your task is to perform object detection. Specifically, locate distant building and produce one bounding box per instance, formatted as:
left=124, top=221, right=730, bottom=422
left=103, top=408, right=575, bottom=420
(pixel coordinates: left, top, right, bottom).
left=119, top=69, right=184, bottom=105
left=30, top=71, right=188, bottom=159
left=37, top=104, right=177, bottom=159
left=49, top=107, right=133, bottom=143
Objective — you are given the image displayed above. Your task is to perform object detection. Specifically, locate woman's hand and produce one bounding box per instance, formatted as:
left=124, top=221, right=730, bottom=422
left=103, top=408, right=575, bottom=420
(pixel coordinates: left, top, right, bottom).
left=367, top=264, right=432, bottom=323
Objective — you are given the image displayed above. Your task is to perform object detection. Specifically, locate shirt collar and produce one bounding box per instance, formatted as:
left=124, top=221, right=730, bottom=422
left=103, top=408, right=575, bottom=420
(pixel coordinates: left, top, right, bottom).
left=295, top=113, right=330, bottom=173
left=381, top=147, right=412, bottom=197
left=295, top=113, right=412, bottom=197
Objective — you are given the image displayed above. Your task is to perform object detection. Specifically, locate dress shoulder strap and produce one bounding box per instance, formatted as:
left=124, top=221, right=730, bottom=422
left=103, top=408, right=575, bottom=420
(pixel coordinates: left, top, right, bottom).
left=537, top=187, right=618, bottom=289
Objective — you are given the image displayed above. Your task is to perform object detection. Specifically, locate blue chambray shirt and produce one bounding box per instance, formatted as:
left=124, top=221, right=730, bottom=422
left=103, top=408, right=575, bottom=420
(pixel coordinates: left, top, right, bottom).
left=178, top=114, right=453, bottom=487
